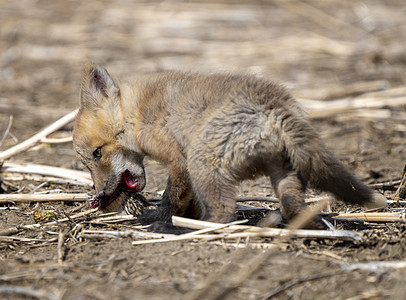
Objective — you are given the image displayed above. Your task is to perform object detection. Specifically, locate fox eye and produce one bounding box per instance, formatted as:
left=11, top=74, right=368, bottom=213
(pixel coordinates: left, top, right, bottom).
left=93, top=147, right=102, bottom=159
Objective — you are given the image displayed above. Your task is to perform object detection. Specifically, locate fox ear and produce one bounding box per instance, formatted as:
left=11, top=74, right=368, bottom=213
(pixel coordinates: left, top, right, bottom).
left=80, top=63, right=120, bottom=107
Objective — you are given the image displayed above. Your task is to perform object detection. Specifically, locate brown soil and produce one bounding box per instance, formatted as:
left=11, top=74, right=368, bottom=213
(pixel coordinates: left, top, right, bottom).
left=1, top=1, right=406, bottom=299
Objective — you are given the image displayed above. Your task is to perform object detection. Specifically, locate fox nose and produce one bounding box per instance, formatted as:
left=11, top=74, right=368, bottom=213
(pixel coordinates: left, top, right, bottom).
left=97, top=191, right=106, bottom=199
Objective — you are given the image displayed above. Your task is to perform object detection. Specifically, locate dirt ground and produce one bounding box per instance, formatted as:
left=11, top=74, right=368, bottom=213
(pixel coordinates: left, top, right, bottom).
left=1, top=0, right=406, bottom=299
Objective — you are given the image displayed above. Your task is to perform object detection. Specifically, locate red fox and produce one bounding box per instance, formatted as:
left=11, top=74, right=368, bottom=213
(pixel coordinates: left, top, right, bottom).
left=73, top=63, right=386, bottom=227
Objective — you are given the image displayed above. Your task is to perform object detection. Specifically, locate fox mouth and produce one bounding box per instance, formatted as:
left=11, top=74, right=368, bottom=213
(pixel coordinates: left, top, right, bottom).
left=91, top=170, right=143, bottom=209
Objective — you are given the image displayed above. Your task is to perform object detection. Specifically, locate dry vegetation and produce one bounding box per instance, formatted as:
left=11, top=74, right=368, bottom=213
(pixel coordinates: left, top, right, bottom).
left=0, top=0, right=406, bottom=299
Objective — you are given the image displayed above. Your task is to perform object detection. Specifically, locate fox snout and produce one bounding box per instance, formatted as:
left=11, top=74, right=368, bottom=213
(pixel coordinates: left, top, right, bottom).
left=95, top=170, right=146, bottom=197
left=91, top=169, right=146, bottom=210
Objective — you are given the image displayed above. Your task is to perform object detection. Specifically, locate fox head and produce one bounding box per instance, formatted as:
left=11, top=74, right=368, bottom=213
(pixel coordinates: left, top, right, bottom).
left=73, top=63, right=146, bottom=211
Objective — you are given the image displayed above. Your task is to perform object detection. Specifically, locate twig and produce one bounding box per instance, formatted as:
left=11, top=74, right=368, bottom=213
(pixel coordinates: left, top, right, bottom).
left=0, top=286, right=60, bottom=300
left=182, top=219, right=248, bottom=236
left=88, top=214, right=138, bottom=224
left=334, top=212, right=405, bottom=222
left=81, top=229, right=172, bottom=240
left=0, top=193, right=91, bottom=204
left=1, top=162, right=92, bottom=186
left=30, top=182, right=48, bottom=194
left=304, top=97, right=406, bottom=118
left=131, top=219, right=249, bottom=246
left=343, top=260, right=406, bottom=273
left=133, top=228, right=360, bottom=245
left=172, top=216, right=361, bottom=242
left=208, top=241, right=287, bottom=250
left=300, top=89, right=406, bottom=119
left=0, top=115, right=13, bottom=148
left=0, top=109, right=77, bottom=161
left=40, top=137, right=73, bottom=144
left=387, top=200, right=406, bottom=204
left=0, top=236, right=54, bottom=243
left=369, top=179, right=401, bottom=191
left=2, top=173, right=91, bottom=187
left=236, top=195, right=279, bottom=203
left=236, top=204, right=269, bottom=212
left=57, top=231, right=65, bottom=264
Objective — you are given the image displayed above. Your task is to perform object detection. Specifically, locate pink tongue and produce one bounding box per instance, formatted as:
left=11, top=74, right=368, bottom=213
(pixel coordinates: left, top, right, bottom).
left=123, top=172, right=138, bottom=190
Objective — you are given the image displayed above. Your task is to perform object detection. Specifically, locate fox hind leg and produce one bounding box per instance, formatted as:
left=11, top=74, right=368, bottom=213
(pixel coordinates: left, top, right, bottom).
left=187, top=158, right=237, bottom=223
left=265, top=158, right=308, bottom=220
left=270, top=169, right=306, bottom=220
left=267, top=163, right=327, bottom=228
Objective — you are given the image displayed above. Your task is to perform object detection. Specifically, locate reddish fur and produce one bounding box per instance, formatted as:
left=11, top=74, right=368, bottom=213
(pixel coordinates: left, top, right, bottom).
left=73, top=63, right=385, bottom=226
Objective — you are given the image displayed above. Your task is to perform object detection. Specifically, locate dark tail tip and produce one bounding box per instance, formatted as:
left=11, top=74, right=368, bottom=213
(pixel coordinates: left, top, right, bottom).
left=311, top=156, right=382, bottom=207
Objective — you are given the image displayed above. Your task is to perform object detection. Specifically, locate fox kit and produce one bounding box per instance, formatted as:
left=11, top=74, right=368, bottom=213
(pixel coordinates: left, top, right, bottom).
left=73, top=63, right=386, bottom=226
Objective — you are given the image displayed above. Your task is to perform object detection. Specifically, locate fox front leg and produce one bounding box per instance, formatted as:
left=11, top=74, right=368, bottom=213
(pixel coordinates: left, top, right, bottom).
left=138, top=165, right=194, bottom=224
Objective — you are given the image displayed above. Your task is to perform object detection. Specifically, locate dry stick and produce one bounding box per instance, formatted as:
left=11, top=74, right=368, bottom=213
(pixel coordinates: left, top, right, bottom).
left=0, top=236, right=35, bottom=242
left=359, top=86, right=406, bottom=98
left=209, top=241, right=287, bottom=250
left=57, top=231, right=65, bottom=264
left=172, top=216, right=361, bottom=242
left=2, top=162, right=92, bottom=186
left=343, top=260, right=406, bottom=273
left=172, top=216, right=362, bottom=242
left=172, top=216, right=273, bottom=232
left=82, top=229, right=173, bottom=240
left=88, top=214, right=138, bottom=224
left=182, top=219, right=249, bottom=237
left=0, top=193, right=91, bottom=204
left=132, top=228, right=360, bottom=246
left=387, top=200, right=406, bottom=204
left=2, top=172, right=91, bottom=187
left=0, top=286, right=59, bottom=300
left=335, top=212, right=405, bottom=223
left=131, top=219, right=249, bottom=246
left=0, top=109, right=77, bottom=161
left=40, top=136, right=73, bottom=144
left=370, top=179, right=401, bottom=190
left=302, top=94, right=406, bottom=119
left=236, top=195, right=279, bottom=203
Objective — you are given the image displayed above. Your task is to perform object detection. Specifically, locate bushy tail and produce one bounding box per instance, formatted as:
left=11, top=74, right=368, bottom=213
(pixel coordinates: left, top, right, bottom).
left=274, top=108, right=386, bottom=208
